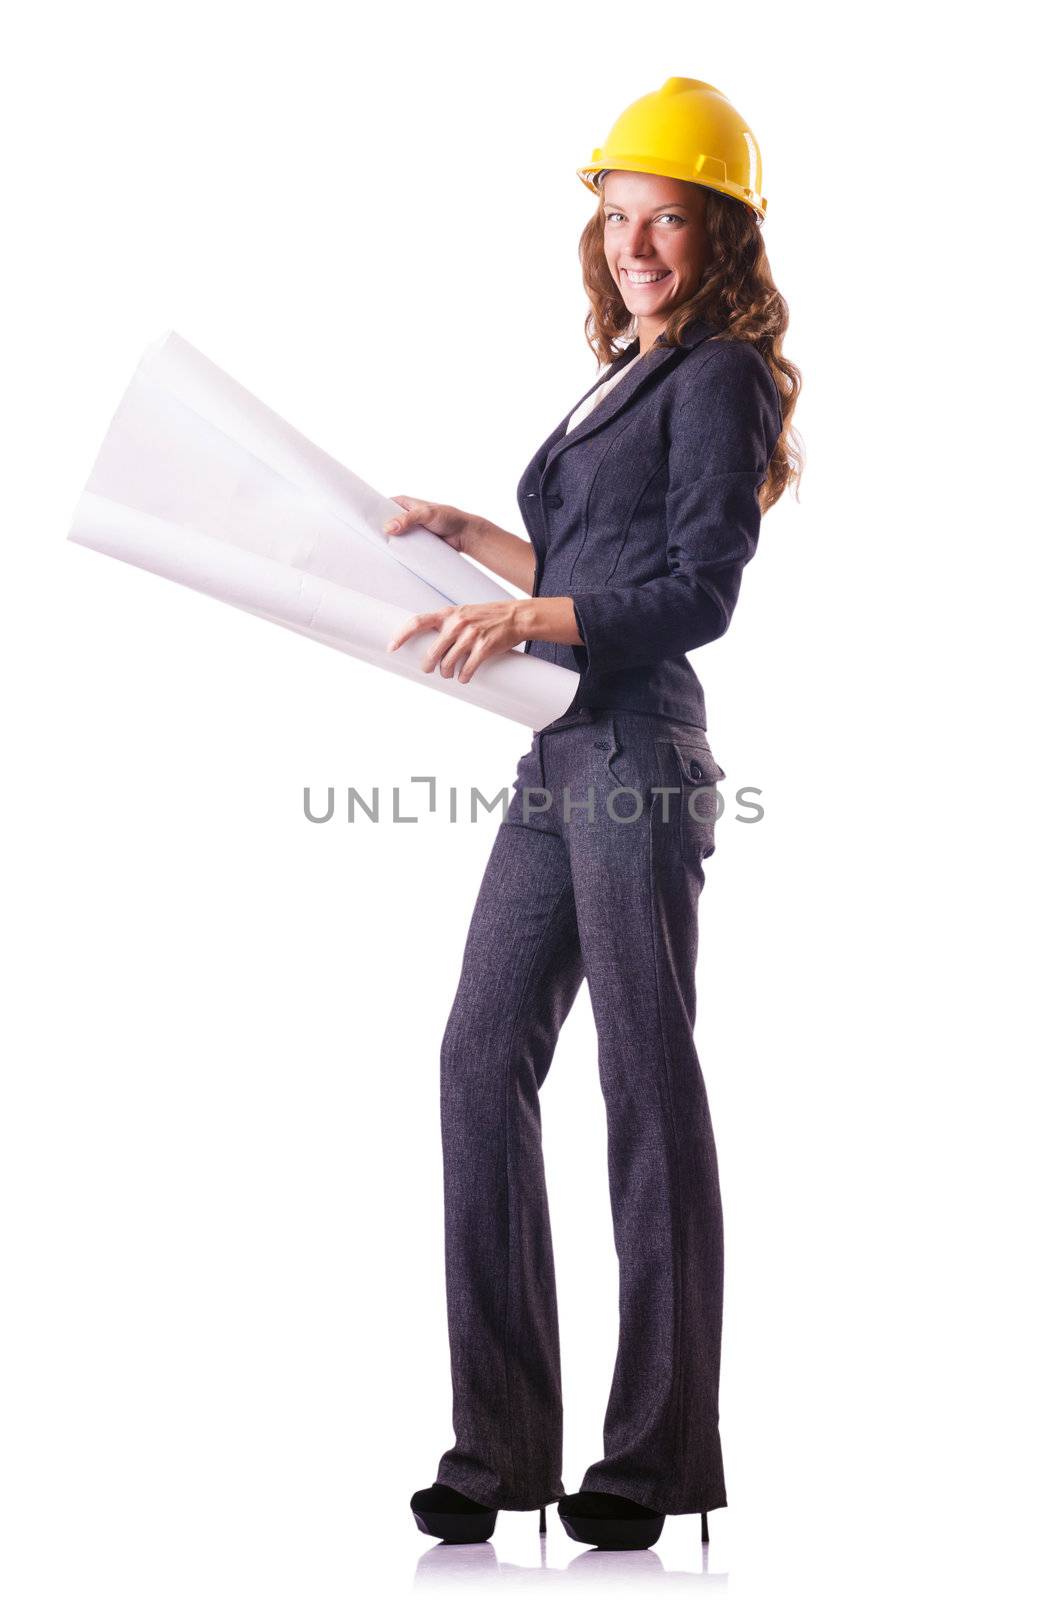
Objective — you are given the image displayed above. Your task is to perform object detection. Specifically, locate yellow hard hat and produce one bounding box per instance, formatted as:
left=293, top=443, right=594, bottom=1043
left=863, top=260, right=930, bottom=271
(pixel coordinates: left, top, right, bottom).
left=576, top=76, right=767, bottom=220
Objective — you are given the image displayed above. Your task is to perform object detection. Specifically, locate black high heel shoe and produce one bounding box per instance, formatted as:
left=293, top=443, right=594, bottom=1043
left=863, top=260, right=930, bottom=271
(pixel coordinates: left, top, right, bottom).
left=558, top=1490, right=713, bottom=1549
left=558, top=1489, right=668, bottom=1550
left=410, top=1482, right=548, bottom=1543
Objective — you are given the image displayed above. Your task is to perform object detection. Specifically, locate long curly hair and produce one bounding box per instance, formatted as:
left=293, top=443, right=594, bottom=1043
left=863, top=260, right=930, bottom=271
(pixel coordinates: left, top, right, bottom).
left=579, top=178, right=804, bottom=513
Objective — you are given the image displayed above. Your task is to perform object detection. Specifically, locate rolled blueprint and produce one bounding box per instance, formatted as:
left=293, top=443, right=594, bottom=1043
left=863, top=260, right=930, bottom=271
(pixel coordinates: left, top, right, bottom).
left=66, top=331, right=581, bottom=729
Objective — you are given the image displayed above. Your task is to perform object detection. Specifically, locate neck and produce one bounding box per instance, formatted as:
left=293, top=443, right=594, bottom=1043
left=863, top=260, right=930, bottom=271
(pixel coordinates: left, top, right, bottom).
left=634, top=314, right=665, bottom=350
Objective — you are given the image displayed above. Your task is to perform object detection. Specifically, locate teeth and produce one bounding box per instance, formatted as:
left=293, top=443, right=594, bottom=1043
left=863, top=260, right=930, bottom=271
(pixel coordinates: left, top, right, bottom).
left=625, top=269, right=670, bottom=283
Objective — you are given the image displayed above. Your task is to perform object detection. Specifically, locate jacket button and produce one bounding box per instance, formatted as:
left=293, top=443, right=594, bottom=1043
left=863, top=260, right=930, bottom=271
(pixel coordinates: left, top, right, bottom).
left=544, top=493, right=564, bottom=508
left=689, top=760, right=703, bottom=780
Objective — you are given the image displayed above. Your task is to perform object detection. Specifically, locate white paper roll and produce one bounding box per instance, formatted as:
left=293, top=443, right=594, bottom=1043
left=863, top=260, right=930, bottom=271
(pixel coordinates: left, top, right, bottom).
left=66, top=331, right=581, bottom=729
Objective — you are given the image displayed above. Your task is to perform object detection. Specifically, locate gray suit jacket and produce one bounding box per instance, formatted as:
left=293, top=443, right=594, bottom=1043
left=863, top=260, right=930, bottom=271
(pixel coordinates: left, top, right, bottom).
left=517, top=316, right=783, bottom=731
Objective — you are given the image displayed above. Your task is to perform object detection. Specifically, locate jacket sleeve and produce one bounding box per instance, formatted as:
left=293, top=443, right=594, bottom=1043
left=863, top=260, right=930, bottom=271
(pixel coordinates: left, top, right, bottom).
left=570, top=340, right=781, bottom=676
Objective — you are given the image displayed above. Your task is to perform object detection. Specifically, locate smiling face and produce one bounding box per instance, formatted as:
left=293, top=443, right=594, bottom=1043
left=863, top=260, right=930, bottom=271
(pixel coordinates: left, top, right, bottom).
left=599, top=170, right=711, bottom=346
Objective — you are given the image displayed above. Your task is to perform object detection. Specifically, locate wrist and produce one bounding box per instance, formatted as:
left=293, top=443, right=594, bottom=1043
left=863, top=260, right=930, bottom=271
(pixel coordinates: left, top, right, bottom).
left=513, top=597, right=542, bottom=637
left=463, top=514, right=492, bottom=556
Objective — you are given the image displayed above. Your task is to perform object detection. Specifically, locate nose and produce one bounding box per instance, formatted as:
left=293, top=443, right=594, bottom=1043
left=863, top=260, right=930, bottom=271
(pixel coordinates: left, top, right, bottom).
left=628, top=220, right=654, bottom=255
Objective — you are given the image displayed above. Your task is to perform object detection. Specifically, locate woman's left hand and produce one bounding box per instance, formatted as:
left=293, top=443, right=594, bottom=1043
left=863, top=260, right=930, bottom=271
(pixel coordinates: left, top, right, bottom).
left=386, top=600, right=527, bottom=684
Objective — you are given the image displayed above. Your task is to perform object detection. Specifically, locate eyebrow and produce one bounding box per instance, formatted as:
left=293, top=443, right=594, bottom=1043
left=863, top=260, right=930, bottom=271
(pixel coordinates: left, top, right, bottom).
left=601, top=201, right=692, bottom=212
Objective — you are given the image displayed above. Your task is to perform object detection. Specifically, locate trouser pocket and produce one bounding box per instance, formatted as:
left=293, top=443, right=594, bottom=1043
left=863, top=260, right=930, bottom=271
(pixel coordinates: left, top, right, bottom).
left=653, top=735, right=726, bottom=860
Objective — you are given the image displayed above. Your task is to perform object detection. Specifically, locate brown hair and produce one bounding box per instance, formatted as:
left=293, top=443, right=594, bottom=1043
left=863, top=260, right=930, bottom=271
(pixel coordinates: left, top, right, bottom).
left=579, top=179, right=804, bottom=513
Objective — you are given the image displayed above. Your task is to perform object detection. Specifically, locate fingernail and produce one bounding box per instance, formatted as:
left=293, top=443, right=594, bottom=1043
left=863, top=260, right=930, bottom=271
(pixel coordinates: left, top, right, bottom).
left=383, top=519, right=399, bottom=532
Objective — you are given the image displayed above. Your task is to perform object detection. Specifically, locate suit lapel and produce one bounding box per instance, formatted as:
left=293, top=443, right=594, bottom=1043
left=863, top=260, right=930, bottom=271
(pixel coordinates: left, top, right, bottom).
left=529, top=343, right=641, bottom=469
left=542, top=315, right=720, bottom=477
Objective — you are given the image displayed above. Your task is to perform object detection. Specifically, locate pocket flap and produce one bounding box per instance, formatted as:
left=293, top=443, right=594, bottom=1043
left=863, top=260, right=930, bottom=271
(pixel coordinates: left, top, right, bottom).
left=672, top=741, right=726, bottom=786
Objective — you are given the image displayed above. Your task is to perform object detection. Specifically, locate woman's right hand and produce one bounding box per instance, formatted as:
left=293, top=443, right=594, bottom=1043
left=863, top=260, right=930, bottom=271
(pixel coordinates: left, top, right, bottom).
left=383, top=497, right=481, bottom=556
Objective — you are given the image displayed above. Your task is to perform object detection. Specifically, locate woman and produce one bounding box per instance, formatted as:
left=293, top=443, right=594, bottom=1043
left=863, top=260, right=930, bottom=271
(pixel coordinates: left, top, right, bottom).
left=389, top=77, right=802, bottom=1551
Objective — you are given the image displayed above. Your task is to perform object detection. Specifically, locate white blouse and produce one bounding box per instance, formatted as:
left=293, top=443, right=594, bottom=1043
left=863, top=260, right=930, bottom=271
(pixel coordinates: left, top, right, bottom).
left=565, top=349, right=644, bottom=434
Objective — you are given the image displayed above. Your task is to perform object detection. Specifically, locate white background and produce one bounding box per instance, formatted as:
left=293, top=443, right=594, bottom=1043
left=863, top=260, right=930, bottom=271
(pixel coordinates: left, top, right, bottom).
left=2, top=3, right=1056, bottom=1596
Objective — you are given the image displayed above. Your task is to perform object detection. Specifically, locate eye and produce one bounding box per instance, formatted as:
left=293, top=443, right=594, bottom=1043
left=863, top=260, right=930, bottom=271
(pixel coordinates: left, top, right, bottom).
left=604, top=210, right=684, bottom=225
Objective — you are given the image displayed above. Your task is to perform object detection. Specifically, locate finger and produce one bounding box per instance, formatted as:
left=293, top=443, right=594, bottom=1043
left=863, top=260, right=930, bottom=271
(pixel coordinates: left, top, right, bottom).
left=383, top=496, right=431, bottom=536
left=437, top=627, right=478, bottom=679
left=419, top=612, right=466, bottom=673
left=386, top=610, right=444, bottom=653
left=455, top=638, right=491, bottom=685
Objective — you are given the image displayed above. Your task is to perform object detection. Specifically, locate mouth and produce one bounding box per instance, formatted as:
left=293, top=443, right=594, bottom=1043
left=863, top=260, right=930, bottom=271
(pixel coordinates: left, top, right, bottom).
left=622, top=268, right=673, bottom=287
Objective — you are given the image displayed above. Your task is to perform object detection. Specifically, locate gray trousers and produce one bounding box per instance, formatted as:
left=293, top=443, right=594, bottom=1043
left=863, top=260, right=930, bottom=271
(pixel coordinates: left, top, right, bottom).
left=434, top=707, right=729, bottom=1515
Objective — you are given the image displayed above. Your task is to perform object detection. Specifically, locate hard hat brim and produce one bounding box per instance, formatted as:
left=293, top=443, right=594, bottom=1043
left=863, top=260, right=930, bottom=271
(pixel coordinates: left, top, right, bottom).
left=576, top=157, right=767, bottom=221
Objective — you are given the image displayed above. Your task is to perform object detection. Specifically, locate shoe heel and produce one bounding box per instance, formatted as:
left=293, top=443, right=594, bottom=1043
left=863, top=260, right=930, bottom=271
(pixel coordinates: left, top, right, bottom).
left=701, top=1511, right=709, bottom=1542
left=539, top=1505, right=547, bottom=1534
